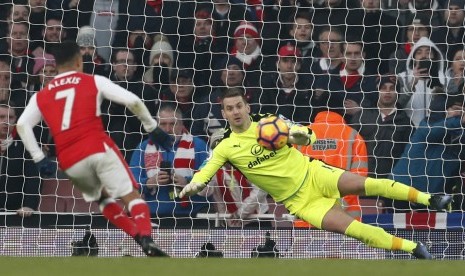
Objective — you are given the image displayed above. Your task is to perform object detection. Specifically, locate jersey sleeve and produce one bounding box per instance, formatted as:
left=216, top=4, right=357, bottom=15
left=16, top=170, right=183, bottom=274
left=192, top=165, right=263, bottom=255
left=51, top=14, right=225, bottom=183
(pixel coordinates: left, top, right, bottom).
left=16, top=94, right=46, bottom=163
left=191, top=141, right=228, bottom=185
left=94, top=75, right=158, bottom=132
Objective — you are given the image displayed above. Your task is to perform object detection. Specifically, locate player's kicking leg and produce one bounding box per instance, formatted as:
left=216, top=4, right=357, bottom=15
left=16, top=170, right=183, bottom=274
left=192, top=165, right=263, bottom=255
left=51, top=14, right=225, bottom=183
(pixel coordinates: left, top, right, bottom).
left=119, top=190, right=169, bottom=257
left=95, top=144, right=169, bottom=257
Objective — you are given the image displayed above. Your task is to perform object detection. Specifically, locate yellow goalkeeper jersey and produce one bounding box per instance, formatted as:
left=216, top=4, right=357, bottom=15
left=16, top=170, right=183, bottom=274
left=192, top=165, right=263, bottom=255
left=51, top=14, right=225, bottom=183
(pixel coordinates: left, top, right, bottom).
left=192, top=114, right=312, bottom=202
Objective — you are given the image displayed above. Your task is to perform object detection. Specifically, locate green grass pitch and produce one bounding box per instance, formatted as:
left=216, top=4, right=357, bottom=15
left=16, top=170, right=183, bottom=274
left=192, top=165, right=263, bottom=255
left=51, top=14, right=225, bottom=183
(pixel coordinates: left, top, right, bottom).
left=1, top=257, right=465, bottom=276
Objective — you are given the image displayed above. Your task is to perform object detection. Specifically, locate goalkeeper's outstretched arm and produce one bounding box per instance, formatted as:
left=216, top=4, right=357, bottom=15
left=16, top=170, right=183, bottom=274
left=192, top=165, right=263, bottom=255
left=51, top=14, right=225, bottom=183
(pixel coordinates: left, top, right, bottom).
left=277, top=115, right=316, bottom=145
left=179, top=144, right=228, bottom=197
left=288, top=124, right=316, bottom=145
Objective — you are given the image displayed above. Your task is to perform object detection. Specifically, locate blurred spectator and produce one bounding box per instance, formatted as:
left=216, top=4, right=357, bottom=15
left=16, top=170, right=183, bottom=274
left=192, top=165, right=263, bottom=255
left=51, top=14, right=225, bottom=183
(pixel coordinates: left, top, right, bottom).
left=28, top=0, right=47, bottom=47
left=405, top=0, right=444, bottom=27
left=348, top=0, right=399, bottom=74
left=159, top=68, right=198, bottom=131
left=445, top=48, right=465, bottom=94
left=5, top=0, right=30, bottom=23
left=261, top=0, right=305, bottom=57
left=125, top=17, right=154, bottom=73
left=3, top=21, right=35, bottom=89
left=28, top=53, right=56, bottom=92
left=312, top=0, right=359, bottom=38
left=102, top=48, right=158, bottom=162
left=88, top=0, right=122, bottom=62
left=144, top=0, right=190, bottom=53
left=129, top=104, right=211, bottom=219
left=0, top=57, right=28, bottom=116
left=76, top=26, right=107, bottom=76
left=177, top=8, right=226, bottom=96
left=246, top=0, right=264, bottom=22
left=0, top=101, right=41, bottom=217
left=0, top=0, right=29, bottom=53
left=349, top=75, right=413, bottom=178
left=314, top=40, right=378, bottom=122
left=260, top=44, right=315, bottom=124
left=311, top=26, right=344, bottom=75
left=31, top=15, right=67, bottom=56
left=381, top=0, right=411, bottom=26
left=210, top=0, right=256, bottom=54
left=431, top=0, right=465, bottom=63
left=191, top=57, right=261, bottom=140
left=231, top=21, right=264, bottom=81
left=143, top=34, right=174, bottom=91
left=397, top=37, right=446, bottom=126
left=286, top=11, right=315, bottom=59
left=77, top=0, right=161, bottom=63
left=299, top=108, right=367, bottom=222
left=389, top=14, right=431, bottom=74
left=390, top=93, right=465, bottom=211
left=207, top=129, right=270, bottom=228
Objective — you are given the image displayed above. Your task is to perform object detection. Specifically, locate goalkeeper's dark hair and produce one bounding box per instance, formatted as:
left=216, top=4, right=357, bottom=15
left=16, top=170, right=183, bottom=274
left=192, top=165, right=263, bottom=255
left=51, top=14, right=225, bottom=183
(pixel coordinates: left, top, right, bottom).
left=220, top=87, right=247, bottom=109
left=54, top=41, right=81, bottom=67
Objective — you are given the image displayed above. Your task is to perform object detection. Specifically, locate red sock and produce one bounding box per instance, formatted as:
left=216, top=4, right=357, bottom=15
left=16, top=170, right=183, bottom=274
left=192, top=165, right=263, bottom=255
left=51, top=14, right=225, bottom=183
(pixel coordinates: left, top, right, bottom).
left=100, top=199, right=139, bottom=238
left=129, top=199, right=152, bottom=237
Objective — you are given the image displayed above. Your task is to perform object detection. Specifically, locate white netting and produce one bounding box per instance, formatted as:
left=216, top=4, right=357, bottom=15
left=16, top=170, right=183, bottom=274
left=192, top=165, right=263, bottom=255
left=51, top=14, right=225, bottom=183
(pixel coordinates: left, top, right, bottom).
left=1, top=0, right=465, bottom=259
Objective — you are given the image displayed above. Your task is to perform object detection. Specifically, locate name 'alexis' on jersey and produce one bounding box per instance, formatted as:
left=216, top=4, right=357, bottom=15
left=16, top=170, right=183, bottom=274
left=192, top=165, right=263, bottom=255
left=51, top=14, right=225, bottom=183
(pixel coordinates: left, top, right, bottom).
left=48, top=76, right=81, bottom=90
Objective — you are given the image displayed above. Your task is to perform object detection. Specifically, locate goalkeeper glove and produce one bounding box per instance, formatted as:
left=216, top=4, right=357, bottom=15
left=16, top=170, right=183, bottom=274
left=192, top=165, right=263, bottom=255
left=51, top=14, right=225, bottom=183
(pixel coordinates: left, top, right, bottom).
left=288, top=125, right=316, bottom=146
left=179, top=182, right=206, bottom=198
left=149, top=127, right=174, bottom=151
left=36, top=157, right=57, bottom=177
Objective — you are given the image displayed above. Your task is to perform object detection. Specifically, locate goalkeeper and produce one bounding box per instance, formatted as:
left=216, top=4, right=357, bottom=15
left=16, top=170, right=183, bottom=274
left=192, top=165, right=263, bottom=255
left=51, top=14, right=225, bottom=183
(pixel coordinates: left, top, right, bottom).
left=180, top=88, right=452, bottom=259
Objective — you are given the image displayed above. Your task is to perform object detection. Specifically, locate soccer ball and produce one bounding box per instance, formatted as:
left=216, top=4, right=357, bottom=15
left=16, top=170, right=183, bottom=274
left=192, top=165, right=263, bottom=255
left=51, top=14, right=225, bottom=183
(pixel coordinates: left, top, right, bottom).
left=256, top=116, right=289, bottom=150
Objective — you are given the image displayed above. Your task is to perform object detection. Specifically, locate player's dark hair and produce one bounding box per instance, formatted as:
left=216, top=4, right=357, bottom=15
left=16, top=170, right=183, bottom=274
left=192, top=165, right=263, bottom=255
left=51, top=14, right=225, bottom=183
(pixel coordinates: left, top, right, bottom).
left=54, top=40, right=81, bottom=67
left=220, top=87, right=247, bottom=109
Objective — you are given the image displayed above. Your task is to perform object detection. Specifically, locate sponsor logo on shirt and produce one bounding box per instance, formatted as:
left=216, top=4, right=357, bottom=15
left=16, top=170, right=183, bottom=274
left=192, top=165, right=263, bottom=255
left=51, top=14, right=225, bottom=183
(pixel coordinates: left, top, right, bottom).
left=248, top=144, right=277, bottom=168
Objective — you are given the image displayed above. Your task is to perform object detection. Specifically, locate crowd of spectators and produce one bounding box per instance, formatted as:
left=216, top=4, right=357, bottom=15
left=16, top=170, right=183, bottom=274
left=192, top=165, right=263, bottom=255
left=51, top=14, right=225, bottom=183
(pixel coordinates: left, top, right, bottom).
left=1, top=0, right=465, bottom=223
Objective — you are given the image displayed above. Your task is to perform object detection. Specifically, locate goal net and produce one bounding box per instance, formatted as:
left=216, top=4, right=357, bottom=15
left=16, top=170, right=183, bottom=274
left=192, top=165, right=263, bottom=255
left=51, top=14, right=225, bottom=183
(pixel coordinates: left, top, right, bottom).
left=1, top=0, right=464, bottom=259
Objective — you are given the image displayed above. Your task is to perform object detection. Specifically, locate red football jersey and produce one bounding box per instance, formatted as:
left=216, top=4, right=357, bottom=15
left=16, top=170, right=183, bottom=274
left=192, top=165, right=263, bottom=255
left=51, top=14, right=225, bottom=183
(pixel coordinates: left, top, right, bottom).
left=36, top=71, right=115, bottom=169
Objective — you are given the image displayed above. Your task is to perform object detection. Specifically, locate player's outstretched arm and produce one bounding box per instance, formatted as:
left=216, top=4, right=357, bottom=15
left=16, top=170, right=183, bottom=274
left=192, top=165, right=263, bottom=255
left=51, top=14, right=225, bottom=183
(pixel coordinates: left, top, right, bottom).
left=179, top=182, right=206, bottom=198
left=94, top=75, right=173, bottom=149
left=288, top=125, right=316, bottom=146
left=276, top=114, right=316, bottom=145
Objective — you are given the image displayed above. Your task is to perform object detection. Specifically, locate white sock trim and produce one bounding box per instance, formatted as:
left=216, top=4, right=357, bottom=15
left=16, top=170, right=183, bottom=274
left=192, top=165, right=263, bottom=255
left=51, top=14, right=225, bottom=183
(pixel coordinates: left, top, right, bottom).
left=99, top=198, right=117, bottom=212
left=128, top=198, right=146, bottom=212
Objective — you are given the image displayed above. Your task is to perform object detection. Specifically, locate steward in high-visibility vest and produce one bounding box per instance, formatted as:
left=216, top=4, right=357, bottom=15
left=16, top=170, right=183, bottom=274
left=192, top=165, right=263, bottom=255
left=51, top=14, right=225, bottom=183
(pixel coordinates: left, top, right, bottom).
left=295, top=110, right=368, bottom=227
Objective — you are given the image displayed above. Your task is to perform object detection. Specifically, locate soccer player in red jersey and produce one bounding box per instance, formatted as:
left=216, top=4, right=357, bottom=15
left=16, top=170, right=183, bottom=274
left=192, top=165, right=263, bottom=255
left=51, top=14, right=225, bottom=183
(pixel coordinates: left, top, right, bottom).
left=17, top=41, right=170, bottom=257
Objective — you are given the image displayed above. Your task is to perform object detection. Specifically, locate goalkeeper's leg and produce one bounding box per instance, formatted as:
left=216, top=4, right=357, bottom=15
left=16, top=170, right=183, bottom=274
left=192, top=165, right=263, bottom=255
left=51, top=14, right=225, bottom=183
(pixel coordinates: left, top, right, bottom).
left=321, top=204, right=431, bottom=259
left=337, top=172, right=451, bottom=211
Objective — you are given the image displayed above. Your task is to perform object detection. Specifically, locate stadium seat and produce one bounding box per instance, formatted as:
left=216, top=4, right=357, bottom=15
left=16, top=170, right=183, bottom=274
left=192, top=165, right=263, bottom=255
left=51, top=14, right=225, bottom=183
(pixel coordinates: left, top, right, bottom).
left=38, top=179, right=100, bottom=213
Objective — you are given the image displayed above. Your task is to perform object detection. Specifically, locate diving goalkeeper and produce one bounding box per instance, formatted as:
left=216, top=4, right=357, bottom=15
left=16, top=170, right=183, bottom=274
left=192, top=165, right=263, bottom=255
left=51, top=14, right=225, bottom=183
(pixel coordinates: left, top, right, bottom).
left=180, top=87, right=452, bottom=259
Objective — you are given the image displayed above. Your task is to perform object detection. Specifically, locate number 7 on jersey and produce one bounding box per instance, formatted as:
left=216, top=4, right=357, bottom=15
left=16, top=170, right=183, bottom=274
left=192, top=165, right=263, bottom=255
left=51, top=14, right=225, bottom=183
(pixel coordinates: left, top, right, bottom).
left=55, top=88, right=75, bottom=130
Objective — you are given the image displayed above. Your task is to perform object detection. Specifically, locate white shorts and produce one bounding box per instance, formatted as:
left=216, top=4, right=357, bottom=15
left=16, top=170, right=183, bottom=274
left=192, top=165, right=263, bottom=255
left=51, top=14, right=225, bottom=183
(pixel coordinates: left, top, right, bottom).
left=64, top=143, right=136, bottom=202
